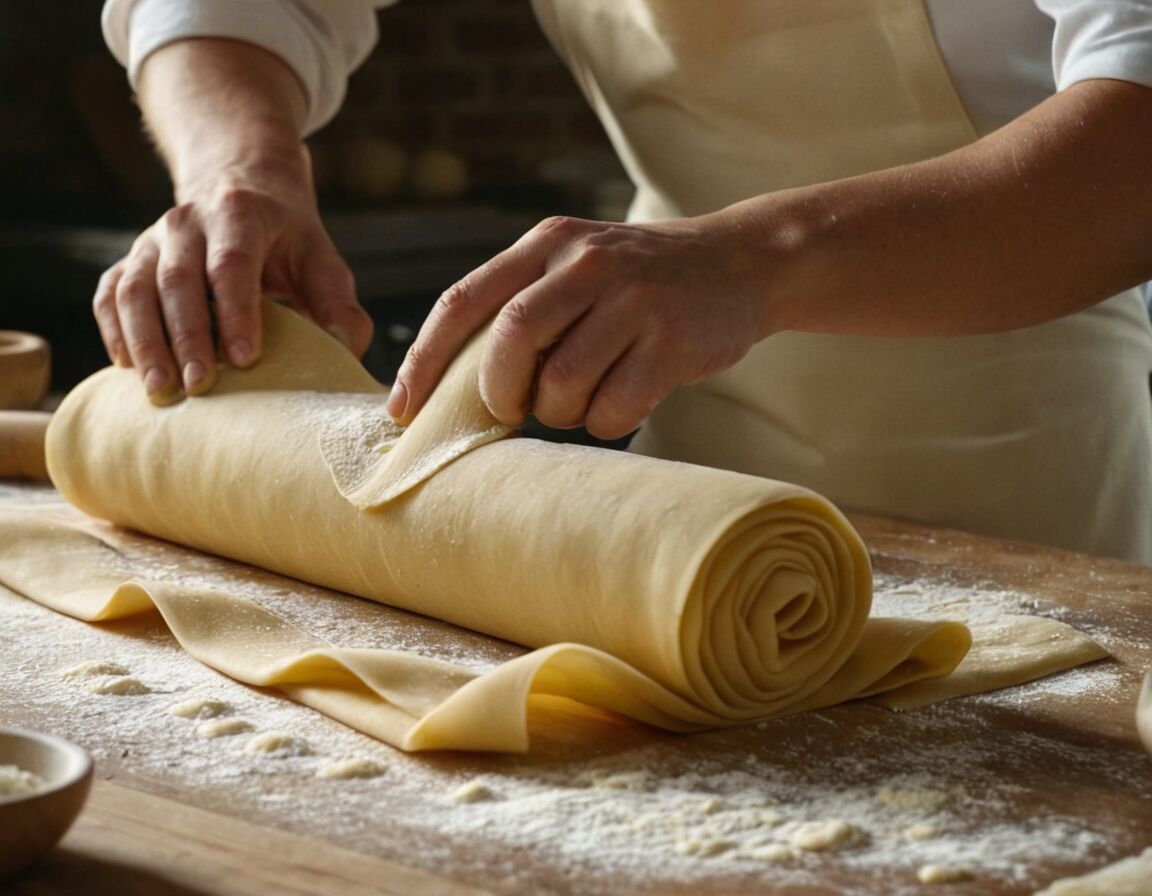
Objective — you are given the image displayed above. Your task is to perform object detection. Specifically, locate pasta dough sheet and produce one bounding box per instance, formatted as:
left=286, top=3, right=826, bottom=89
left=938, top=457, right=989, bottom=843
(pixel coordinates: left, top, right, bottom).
left=0, top=302, right=1104, bottom=751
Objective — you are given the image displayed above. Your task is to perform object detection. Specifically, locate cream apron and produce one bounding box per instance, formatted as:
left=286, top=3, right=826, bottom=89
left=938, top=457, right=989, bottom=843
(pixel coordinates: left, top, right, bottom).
left=532, top=0, right=1152, bottom=564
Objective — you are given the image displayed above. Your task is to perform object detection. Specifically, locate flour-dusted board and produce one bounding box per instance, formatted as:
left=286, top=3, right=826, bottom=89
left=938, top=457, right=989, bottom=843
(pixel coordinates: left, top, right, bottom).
left=1, top=482, right=1150, bottom=896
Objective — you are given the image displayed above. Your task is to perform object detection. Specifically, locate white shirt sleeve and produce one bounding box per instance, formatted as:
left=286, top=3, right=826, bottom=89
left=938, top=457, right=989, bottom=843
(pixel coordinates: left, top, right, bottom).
left=101, top=0, right=392, bottom=134
left=1037, top=0, right=1152, bottom=91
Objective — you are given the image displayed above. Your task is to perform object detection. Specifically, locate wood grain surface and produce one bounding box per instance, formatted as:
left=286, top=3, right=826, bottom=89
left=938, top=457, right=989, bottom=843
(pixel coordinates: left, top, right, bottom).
left=1, top=482, right=1150, bottom=896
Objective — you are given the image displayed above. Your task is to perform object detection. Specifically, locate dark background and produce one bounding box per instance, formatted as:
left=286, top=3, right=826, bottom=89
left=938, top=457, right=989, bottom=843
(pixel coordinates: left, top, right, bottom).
left=0, top=0, right=629, bottom=393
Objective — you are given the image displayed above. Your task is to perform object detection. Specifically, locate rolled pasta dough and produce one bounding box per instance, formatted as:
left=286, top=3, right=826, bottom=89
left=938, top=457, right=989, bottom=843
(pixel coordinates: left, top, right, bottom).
left=0, top=302, right=1105, bottom=751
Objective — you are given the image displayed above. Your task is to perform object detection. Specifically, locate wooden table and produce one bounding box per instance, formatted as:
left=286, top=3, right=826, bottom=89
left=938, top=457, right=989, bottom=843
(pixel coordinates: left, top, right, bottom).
left=2, top=482, right=1150, bottom=896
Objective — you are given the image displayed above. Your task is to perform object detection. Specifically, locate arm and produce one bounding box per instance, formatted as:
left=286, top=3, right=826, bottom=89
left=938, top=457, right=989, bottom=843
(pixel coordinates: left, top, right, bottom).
left=95, top=0, right=382, bottom=402
left=389, top=78, right=1152, bottom=438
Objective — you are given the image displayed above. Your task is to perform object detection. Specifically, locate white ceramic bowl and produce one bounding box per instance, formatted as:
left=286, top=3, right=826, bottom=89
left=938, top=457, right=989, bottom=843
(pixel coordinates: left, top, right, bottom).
left=0, top=727, right=93, bottom=880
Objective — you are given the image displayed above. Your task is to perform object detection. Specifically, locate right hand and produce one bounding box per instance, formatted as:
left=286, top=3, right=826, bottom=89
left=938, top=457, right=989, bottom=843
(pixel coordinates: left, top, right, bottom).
left=92, top=159, right=373, bottom=404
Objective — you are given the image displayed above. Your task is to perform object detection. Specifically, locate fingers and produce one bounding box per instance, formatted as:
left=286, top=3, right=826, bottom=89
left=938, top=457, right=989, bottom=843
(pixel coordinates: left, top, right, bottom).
left=583, top=338, right=676, bottom=440
left=155, top=209, right=215, bottom=395
left=92, top=262, right=128, bottom=366
left=301, top=244, right=374, bottom=357
left=92, top=185, right=371, bottom=402
left=393, top=216, right=594, bottom=426
left=478, top=256, right=620, bottom=426
left=114, top=237, right=183, bottom=405
left=205, top=191, right=265, bottom=368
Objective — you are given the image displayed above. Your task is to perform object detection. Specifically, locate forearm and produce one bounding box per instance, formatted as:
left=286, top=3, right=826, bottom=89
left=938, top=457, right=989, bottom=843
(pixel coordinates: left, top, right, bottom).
left=95, top=35, right=372, bottom=402
left=739, top=78, right=1152, bottom=338
left=137, top=37, right=311, bottom=198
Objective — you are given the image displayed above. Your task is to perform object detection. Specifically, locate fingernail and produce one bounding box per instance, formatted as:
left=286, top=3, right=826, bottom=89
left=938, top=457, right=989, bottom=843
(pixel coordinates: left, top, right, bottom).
left=182, top=359, right=207, bottom=392
left=386, top=379, right=408, bottom=421
left=230, top=339, right=254, bottom=368
left=143, top=366, right=170, bottom=396
left=326, top=324, right=350, bottom=349
left=144, top=366, right=183, bottom=406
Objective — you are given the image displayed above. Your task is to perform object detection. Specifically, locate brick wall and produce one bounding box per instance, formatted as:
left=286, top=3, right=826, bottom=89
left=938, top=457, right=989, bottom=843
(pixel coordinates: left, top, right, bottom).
left=309, top=0, right=627, bottom=213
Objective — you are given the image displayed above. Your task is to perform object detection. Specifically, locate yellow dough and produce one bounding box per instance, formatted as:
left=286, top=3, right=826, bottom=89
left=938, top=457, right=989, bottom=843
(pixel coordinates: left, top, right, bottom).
left=0, top=302, right=1104, bottom=751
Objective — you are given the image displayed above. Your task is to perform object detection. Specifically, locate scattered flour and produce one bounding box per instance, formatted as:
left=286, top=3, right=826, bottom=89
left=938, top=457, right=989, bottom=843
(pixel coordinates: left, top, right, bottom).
left=244, top=732, right=311, bottom=757
left=1, top=483, right=1148, bottom=896
left=196, top=718, right=254, bottom=739
left=86, top=676, right=151, bottom=696
left=790, top=819, right=860, bottom=852
left=316, top=758, right=387, bottom=780
left=168, top=697, right=231, bottom=720
left=452, top=780, right=496, bottom=804
left=917, top=863, right=973, bottom=884
left=61, top=660, right=130, bottom=679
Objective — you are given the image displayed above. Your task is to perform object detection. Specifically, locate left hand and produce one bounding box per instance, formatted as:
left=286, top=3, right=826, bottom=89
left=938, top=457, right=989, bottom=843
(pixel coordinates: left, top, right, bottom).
left=386, top=213, right=774, bottom=440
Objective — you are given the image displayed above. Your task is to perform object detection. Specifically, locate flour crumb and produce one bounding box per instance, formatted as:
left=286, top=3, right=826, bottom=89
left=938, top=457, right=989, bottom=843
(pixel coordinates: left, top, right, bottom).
left=917, top=864, right=973, bottom=884
left=244, top=732, right=310, bottom=757
left=904, top=823, right=938, bottom=842
left=672, top=833, right=737, bottom=856
left=749, top=843, right=796, bottom=863
left=196, top=718, right=254, bottom=739
left=452, top=780, right=495, bottom=803
left=316, top=758, right=387, bottom=780
left=61, top=660, right=130, bottom=679
left=87, top=676, right=150, bottom=696
left=168, top=697, right=231, bottom=720
left=789, top=819, right=859, bottom=852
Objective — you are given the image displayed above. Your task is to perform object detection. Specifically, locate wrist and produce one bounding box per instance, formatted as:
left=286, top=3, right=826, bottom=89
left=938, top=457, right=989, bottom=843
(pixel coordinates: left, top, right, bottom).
left=173, top=137, right=313, bottom=205
left=708, top=191, right=824, bottom=339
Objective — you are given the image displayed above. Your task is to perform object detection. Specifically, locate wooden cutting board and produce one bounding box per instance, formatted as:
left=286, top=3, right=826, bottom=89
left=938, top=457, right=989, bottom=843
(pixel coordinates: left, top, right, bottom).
left=2, top=483, right=1150, bottom=896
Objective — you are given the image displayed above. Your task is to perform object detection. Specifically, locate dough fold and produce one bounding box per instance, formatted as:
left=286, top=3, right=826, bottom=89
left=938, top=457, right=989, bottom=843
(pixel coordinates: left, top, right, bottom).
left=0, top=302, right=1090, bottom=750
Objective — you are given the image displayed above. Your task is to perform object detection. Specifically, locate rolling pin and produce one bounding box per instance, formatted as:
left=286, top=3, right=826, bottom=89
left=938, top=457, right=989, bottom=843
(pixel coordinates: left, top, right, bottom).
left=0, top=328, right=52, bottom=480
left=0, top=411, right=52, bottom=481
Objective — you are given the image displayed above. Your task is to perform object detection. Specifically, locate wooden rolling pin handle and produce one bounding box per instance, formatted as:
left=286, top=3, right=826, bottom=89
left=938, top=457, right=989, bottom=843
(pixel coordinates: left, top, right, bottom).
left=0, top=411, right=52, bottom=481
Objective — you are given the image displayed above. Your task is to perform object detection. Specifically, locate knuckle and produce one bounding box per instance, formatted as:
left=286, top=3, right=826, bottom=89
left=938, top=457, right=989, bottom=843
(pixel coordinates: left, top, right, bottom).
left=206, top=245, right=256, bottom=281
left=161, top=202, right=195, bottom=229
left=436, top=279, right=475, bottom=318
left=92, top=282, right=114, bottom=314
left=490, top=300, right=533, bottom=345
left=115, top=274, right=152, bottom=310
left=156, top=263, right=194, bottom=293
left=536, top=215, right=579, bottom=239
left=569, top=243, right=612, bottom=276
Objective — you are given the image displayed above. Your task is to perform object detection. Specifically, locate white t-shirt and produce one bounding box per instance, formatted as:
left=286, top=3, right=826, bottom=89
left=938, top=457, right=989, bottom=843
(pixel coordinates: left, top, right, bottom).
left=102, top=0, right=1152, bottom=137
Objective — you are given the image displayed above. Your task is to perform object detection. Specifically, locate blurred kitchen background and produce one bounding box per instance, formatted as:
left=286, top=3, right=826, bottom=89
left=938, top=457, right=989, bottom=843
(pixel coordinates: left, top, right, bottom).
left=0, top=0, right=632, bottom=395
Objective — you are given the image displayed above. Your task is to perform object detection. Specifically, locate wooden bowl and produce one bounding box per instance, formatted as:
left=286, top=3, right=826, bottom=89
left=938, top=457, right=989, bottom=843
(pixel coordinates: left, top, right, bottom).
left=0, top=727, right=93, bottom=880
left=0, top=331, right=51, bottom=410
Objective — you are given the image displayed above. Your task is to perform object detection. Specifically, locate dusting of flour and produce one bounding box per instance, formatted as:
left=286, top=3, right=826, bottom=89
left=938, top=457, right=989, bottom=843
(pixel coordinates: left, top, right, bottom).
left=1, top=482, right=1148, bottom=895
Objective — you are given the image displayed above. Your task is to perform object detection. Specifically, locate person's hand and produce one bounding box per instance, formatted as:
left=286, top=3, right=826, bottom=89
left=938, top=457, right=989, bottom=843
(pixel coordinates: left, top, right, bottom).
left=386, top=213, right=774, bottom=440
left=92, top=161, right=373, bottom=404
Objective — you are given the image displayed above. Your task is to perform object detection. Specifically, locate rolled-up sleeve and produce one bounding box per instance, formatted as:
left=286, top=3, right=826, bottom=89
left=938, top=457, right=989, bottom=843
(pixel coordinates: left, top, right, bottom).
left=101, top=0, right=391, bottom=134
left=1037, top=0, right=1152, bottom=91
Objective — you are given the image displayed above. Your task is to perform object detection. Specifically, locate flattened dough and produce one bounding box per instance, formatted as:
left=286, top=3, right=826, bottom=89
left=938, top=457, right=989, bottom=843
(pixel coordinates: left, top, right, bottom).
left=0, top=302, right=1106, bottom=751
